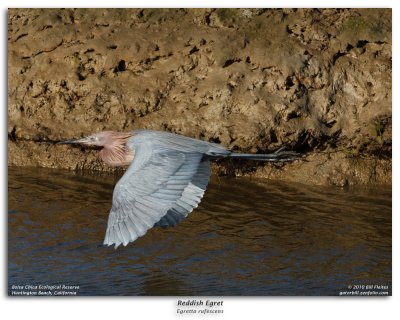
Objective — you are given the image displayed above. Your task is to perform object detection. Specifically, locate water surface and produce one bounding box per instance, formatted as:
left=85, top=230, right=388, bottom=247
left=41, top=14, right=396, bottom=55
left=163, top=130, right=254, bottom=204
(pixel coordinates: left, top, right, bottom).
left=8, top=167, right=391, bottom=296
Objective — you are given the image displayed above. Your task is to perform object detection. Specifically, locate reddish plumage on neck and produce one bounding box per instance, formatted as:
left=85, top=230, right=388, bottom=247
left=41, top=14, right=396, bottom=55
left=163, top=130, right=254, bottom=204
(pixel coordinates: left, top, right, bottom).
left=99, top=132, right=134, bottom=166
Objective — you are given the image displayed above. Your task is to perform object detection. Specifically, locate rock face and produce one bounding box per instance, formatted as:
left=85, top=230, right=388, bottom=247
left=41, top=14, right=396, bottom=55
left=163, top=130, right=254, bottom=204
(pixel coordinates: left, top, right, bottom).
left=8, top=8, right=392, bottom=186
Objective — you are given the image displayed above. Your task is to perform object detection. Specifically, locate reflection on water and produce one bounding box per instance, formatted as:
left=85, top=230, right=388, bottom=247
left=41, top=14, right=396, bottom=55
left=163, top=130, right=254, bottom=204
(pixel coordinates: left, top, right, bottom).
left=8, top=167, right=391, bottom=296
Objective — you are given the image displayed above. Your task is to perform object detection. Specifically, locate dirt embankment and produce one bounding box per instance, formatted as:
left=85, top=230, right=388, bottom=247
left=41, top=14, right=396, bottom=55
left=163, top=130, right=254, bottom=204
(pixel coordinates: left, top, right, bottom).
left=8, top=8, right=392, bottom=186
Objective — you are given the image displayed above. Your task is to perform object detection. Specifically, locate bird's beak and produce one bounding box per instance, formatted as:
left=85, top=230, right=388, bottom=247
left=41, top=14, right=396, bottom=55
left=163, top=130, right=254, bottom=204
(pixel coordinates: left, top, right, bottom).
left=57, top=137, right=92, bottom=145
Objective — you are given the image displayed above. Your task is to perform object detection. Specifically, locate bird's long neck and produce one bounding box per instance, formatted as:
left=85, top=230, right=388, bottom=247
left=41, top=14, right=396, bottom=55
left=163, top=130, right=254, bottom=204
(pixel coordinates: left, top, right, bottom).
left=99, top=132, right=134, bottom=167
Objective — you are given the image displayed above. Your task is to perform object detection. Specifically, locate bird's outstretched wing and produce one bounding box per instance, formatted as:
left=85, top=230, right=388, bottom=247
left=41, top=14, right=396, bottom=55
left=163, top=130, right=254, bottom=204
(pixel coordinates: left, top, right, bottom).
left=103, top=142, right=210, bottom=248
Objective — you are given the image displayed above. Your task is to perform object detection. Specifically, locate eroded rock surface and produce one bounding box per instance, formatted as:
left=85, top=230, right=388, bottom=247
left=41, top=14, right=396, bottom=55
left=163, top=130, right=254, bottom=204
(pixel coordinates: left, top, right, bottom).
left=8, top=8, right=392, bottom=186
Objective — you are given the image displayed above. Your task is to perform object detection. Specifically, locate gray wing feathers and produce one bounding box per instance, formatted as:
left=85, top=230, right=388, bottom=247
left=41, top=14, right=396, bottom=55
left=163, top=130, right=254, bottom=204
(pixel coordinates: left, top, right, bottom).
left=104, top=140, right=207, bottom=248
left=156, top=159, right=211, bottom=228
left=130, top=130, right=230, bottom=156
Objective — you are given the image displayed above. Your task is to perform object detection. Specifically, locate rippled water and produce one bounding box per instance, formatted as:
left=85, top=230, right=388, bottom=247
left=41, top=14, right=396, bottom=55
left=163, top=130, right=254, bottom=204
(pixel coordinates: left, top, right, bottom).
left=8, top=167, right=391, bottom=296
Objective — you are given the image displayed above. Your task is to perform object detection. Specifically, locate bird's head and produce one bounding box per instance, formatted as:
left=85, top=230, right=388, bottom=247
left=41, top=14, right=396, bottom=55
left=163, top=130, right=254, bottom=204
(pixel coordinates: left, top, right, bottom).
left=59, top=131, right=134, bottom=166
left=59, top=131, right=117, bottom=147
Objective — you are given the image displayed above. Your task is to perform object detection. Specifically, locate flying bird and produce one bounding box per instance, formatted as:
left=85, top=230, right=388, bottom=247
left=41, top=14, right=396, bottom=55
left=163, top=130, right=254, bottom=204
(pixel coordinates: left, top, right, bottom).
left=60, top=130, right=298, bottom=248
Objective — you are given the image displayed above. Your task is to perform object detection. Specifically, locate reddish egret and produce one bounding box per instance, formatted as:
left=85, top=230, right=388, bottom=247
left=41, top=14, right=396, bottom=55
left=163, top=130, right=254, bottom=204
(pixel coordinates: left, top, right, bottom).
left=60, top=130, right=298, bottom=248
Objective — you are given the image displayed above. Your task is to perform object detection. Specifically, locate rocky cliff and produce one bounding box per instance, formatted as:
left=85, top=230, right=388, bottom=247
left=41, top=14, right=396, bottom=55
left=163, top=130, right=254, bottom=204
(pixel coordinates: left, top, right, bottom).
left=8, top=8, right=392, bottom=186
